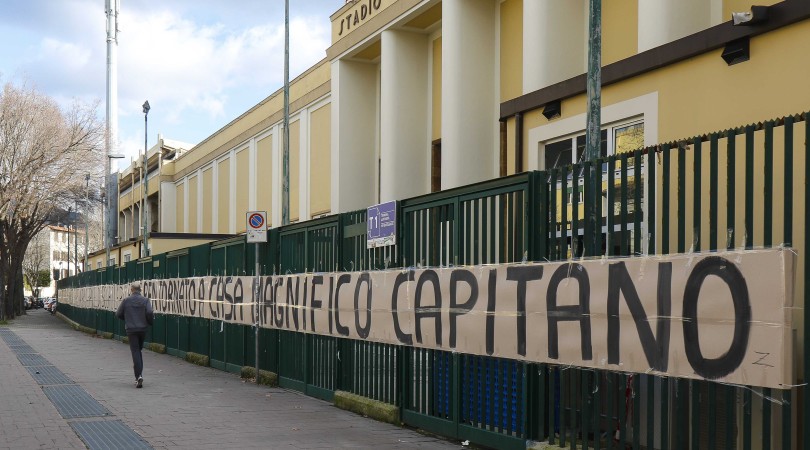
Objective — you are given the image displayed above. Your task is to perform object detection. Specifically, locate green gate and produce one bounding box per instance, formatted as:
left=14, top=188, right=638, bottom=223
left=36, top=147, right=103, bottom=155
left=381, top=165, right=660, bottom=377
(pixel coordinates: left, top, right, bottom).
left=164, top=249, right=190, bottom=357
left=277, top=216, right=340, bottom=401
left=187, top=243, right=211, bottom=357
left=399, top=174, right=532, bottom=450
left=209, top=237, right=247, bottom=373
left=338, top=210, right=401, bottom=405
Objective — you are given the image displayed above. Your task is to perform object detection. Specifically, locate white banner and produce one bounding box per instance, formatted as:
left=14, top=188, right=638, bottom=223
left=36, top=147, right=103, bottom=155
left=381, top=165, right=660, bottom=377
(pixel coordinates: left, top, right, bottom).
left=60, top=248, right=795, bottom=389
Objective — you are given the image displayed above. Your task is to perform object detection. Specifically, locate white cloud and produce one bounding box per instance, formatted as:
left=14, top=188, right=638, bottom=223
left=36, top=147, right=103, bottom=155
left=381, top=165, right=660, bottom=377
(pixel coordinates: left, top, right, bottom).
left=114, top=8, right=330, bottom=126
left=0, top=0, right=338, bottom=154
left=39, top=38, right=92, bottom=70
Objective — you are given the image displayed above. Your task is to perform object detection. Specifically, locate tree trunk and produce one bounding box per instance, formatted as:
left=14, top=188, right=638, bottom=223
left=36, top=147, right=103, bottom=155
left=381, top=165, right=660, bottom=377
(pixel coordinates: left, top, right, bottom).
left=7, top=232, right=32, bottom=320
left=0, top=222, right=8, bottom=322
left=12, top=267, right=23, bottom=317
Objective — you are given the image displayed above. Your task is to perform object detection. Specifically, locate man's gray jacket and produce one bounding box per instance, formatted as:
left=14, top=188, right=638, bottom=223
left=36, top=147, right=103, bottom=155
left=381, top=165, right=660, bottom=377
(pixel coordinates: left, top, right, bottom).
left=115, top=292, right=154, bottom=333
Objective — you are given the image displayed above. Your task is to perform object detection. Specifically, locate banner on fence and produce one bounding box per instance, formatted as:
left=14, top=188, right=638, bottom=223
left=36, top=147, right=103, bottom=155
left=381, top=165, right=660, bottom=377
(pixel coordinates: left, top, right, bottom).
left=60, top=248, right=794, bottom=389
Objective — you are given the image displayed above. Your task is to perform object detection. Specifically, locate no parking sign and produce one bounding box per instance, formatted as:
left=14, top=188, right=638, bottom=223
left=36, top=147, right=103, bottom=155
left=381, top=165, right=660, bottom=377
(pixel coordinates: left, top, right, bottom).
left=246, top=211, right=267, bottom=243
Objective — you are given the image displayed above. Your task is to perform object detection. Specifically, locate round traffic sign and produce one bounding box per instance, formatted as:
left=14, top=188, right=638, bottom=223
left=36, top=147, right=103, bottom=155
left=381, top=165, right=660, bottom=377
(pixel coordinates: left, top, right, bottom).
left=248, top=213, right=265, bottom=229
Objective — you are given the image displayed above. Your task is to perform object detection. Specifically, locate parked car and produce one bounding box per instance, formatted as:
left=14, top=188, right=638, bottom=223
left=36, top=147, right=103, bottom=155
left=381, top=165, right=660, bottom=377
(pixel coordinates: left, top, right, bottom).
left=24, top=297, right=32, bottom=310
left=35, top=298, right=44, bottom=309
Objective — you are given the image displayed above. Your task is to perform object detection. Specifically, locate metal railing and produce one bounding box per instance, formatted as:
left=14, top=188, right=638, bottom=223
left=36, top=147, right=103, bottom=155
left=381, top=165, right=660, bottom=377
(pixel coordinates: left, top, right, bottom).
left=58, top=112, right=810, bottom=450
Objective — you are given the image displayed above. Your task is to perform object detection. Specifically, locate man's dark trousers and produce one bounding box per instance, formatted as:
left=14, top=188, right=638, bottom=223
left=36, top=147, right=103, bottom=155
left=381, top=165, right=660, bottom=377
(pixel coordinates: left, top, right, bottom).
left=128, top=331, right=147, bottom=379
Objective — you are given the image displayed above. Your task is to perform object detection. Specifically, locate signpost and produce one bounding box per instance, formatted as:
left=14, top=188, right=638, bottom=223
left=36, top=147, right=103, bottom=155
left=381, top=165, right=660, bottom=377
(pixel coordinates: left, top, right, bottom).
left=367, top=201, right=397, bottom=249
left=246, top=211, right=267, bottom=383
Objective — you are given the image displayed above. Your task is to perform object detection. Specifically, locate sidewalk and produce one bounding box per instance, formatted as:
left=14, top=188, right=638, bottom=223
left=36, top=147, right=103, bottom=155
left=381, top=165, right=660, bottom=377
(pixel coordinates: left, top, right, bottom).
left=0, top=309, right=460, bottom=450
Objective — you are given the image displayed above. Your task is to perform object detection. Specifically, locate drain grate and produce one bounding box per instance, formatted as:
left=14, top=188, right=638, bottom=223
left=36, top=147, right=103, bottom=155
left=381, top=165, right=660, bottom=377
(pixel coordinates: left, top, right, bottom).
left=8, top=343, right=37, bottom=354
left=17, top=353, right=51, bottom=366
left=5, top=328, right=151, bottom=448
left=71, top=420, right=152, bottom=450
left=43, top=385, right=110, bottom=418
left=27, top=365, right=74, bottom=385
left=1, top=336, right=26, bottom=346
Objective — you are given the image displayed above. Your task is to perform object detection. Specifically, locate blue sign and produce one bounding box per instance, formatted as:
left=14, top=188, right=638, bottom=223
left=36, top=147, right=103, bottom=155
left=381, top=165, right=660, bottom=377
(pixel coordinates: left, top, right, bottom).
left=367, top=201, right=397, bottom=248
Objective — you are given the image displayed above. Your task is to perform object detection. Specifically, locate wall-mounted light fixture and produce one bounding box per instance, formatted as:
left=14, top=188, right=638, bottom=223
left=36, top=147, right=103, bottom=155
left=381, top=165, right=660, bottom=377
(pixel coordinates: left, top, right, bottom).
left=732, top=6, right=768, bottom=26
left=721, top=37, right=750, bottom=66
left=542, top=100, right=562, bottom=120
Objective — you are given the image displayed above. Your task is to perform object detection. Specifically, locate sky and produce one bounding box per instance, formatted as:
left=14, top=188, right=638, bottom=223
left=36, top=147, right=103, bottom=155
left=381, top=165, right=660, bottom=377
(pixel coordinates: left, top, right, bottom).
left=0, top=0, right=344, bottom=169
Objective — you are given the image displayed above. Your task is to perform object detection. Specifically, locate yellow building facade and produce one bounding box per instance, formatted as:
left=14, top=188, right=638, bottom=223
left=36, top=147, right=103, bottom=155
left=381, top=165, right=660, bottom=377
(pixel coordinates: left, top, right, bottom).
left=113, top=0, right=806, bottom=255
left=83, top=2, right=810, bottom=447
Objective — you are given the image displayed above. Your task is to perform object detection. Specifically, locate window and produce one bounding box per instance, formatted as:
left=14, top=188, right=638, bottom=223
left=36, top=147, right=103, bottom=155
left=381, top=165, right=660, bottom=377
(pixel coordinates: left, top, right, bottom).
left=97, top=262, right=102, bottom=269
left=542, top=120, right=644, bottom=170
left=124, top=254, right=131, bottom=263
left=614, top=122, right=644, bottom=154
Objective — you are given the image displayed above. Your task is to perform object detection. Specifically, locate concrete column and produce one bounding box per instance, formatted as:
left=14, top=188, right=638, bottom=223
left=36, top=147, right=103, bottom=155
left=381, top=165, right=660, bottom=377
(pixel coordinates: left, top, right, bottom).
left=229, top=149, right=236, bottom=234
left=182, top=178, right=189, bottom=233
left=271, top=127, right=281, bottom=226
left=380, top=30, right=430, bottom=202
left=119, top=211, right=128, bottom=241
left=441, top=0, right=498, bottom=190
left=196, top=168, right=203, bottom=233
left=133, top=204, right=140, bottom=238
left=298, top=108, right=310, bottom=221
left=523, top=0, right=586, bottom=93
left=211, top=160, right=218, bottom=233
left=638, top=0, right=714, bottom=52
left=331, top=59, right=379, bottom=212
left=159, top=181, right=176, bottom=232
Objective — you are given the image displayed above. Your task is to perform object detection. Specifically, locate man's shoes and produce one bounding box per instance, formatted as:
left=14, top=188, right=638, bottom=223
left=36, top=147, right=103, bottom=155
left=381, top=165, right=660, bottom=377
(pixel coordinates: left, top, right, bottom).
left=136, top=376, right=143, bottom=388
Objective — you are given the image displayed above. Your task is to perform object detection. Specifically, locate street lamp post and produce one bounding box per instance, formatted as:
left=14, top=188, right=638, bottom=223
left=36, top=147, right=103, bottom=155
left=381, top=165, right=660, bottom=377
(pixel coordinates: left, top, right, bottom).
left=142, top=100, right=150, bottom=258
left=74, top=201, right=78, bottom=273
left=84, top=174, right=90, bottom=271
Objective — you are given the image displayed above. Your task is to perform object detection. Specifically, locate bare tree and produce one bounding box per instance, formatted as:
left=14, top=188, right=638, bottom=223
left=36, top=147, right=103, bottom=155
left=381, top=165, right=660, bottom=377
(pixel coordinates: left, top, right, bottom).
left=0, top=81, right=104, bottom=319
left=22, top=230, right=50, bottom=300
left=84, top=199, right=105, bottom=266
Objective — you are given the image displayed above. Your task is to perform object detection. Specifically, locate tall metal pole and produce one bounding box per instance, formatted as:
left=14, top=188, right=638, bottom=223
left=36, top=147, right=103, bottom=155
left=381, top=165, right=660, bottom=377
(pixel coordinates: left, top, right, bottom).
left=586, top=0, right=602, bottom=255
left=254, top=245, right=260, bottom=383
left=74, top=203, right=78, bottom=273
left=140, top=153, right=144, bottom=256
left=281, top=0, right=290, bottom=226
left=84, top=175, right=90, bottom=271
left=105, top=0, right=120, bottom=268
left=142, top=101, right=150, bottom=257
left=585, top=0, right=601, bottom=161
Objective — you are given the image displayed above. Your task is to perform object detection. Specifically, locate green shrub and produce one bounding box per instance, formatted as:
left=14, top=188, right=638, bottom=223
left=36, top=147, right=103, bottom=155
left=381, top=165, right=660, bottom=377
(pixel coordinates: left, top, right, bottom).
left=185, top=352, right=209, bottom=367
left=146, top=343, right=166, bottom=354
left=333, top=391, right=399, bottom=425
left=240, top=367, right=278, bottom=386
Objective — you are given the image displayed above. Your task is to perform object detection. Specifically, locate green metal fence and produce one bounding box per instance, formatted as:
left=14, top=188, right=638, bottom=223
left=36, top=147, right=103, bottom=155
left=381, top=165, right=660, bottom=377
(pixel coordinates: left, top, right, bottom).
left=57, top=112, right=810, bottom=450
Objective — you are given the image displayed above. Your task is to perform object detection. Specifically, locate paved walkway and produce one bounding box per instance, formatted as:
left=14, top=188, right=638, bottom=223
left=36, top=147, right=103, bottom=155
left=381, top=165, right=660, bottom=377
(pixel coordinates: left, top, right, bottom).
left=0, top=309, right=461, bottom=449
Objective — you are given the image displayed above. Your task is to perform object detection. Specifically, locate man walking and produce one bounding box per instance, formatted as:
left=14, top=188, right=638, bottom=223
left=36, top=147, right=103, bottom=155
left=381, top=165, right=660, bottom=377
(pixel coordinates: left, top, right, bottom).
left=115, top=282, right=154, bottom=388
